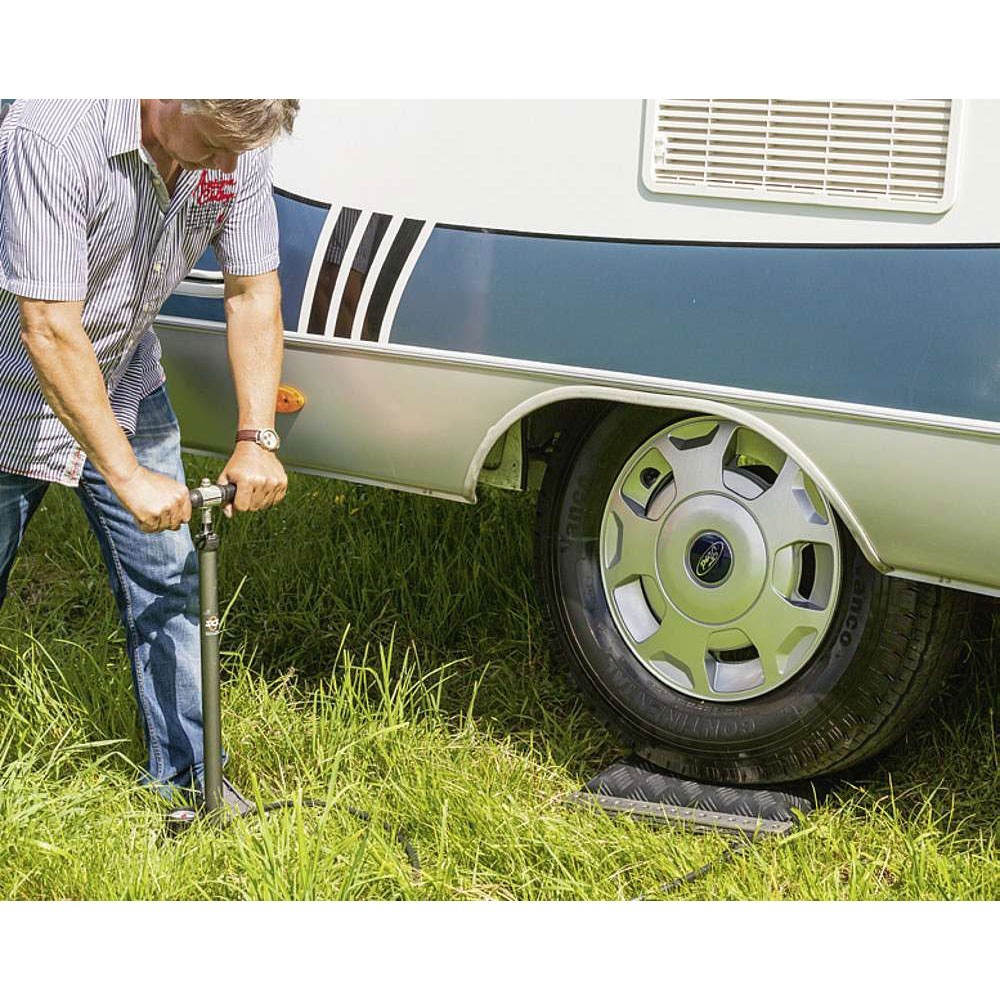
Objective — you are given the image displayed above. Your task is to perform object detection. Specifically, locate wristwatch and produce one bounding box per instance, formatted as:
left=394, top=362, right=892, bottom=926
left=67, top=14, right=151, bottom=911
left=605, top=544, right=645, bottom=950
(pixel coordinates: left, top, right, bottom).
left=235, top=428, right=281, bottom=452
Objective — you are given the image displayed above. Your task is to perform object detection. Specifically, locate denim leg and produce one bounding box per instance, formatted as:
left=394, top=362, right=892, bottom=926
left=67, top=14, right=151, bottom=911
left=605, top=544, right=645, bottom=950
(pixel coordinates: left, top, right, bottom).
left=0, top=472, right=50, bottom=607
left=74, top=386, right=206, bottom=791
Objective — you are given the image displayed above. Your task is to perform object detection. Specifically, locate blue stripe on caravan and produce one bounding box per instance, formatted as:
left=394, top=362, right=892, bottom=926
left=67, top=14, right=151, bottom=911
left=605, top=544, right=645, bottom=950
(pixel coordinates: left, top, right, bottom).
left=390, top=228, right=1000, bottom=423
left=162, top=189, right=329, bottom=331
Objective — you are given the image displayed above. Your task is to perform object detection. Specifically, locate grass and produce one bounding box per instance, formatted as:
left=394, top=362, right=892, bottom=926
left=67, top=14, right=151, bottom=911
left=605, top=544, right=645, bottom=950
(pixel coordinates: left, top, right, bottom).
left=0, top=453, right=996, bottom=900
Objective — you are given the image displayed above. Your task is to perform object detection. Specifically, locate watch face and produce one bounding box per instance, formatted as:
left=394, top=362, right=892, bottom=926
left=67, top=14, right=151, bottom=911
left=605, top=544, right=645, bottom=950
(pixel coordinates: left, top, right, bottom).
left=259, top=429, right=280, bottom=451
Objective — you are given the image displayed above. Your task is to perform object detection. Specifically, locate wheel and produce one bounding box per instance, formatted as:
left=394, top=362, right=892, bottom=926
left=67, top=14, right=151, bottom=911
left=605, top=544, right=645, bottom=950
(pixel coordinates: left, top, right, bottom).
left=535, top=405, right=971, bottom=784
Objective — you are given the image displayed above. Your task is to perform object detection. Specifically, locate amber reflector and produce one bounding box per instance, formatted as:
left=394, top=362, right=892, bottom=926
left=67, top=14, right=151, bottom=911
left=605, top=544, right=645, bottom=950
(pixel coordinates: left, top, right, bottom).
left=276, top=385, right=306, bottom=413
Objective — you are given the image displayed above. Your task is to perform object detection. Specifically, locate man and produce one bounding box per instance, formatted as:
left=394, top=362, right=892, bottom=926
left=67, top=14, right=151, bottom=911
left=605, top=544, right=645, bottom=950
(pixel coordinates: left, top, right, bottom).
left=0, top=99, right=299, bottom=809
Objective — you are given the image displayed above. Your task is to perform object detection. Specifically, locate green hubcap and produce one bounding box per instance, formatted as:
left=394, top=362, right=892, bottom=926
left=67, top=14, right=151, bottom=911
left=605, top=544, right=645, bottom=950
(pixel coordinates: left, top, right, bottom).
left=600, top=417, right=842, bottom=702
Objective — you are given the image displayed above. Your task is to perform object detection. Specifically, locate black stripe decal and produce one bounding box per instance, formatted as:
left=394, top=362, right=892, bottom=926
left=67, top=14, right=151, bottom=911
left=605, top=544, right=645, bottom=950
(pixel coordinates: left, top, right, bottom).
left=332, top=212, right=393, bottom=339
left=360, top=218, right=425, bottom=342
left=272, top=185, right=331, bottom=210
left=306, top=207, right=361, bottom=335
left=436, top=222, right=1000, bottom=251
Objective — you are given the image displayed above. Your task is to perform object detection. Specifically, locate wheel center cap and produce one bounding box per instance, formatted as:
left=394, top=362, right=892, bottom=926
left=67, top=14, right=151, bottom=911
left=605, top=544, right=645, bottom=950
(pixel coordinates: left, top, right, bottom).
left=688, top=532, right=734, bottom=587
left=656, top=494, right=767, bottom=625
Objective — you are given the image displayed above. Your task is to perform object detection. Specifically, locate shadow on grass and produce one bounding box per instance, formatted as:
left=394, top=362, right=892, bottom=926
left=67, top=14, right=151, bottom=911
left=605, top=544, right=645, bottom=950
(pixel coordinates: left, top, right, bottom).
left=824, top=601, right=999, bottom=841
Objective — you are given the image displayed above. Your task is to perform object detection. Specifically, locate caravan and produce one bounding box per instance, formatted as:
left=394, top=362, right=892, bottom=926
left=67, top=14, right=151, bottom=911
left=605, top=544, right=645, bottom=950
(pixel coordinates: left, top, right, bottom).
left=157, top=100, right=998, bottom=784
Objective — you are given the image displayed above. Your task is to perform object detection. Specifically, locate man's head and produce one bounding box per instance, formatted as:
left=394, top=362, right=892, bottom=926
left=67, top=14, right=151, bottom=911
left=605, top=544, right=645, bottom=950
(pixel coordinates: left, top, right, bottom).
left=143, top=99, right=300, bottom=173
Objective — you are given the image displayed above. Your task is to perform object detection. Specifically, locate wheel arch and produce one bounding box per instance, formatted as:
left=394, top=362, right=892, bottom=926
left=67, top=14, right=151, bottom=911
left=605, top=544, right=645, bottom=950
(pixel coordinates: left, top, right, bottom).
left=464, top=384, right=891, bottom=574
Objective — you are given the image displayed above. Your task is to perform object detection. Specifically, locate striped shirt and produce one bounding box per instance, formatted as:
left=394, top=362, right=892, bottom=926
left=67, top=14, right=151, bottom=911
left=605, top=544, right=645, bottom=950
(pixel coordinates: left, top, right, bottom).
left=0, top=99, right=279, bottom=485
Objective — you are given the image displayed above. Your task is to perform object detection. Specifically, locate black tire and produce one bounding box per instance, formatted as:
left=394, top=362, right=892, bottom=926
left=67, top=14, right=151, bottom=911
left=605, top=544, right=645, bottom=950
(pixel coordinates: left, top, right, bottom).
left=535, top=404, right=971, bottom=785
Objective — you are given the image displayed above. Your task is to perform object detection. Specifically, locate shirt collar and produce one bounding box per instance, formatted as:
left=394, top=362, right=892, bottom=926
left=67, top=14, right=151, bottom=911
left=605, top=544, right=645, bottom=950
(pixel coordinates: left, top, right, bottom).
left=103, top=99, right=142, bottom=159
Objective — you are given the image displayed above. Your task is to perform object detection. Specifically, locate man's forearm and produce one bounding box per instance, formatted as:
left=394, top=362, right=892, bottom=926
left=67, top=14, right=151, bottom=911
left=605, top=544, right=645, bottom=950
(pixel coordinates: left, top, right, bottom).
left=223, top=270, right=283, bottom=429
left=19, top=301, right=139, bottom=489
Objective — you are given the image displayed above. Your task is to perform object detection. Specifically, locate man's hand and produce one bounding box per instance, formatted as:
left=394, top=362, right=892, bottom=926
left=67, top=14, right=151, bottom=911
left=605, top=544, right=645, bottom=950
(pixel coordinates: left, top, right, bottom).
left=112, top=466, right=193, bottom=533
left=217, top=441, right=287, bottom=518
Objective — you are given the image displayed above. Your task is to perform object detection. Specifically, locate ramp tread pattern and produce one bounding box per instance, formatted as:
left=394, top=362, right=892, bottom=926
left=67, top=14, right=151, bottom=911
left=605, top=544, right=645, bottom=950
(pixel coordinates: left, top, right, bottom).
left=572, top=756, right=814, bottom=836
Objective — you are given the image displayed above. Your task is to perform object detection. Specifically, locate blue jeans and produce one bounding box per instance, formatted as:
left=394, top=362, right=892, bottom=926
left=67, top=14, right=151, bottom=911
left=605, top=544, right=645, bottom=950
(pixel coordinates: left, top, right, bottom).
left=0, top=386, right=207, bottom=795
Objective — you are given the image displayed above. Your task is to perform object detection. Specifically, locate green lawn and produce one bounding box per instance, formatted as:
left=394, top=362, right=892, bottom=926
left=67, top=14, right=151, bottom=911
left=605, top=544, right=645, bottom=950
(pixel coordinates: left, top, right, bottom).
left=0, top=454, right=996, bottom=900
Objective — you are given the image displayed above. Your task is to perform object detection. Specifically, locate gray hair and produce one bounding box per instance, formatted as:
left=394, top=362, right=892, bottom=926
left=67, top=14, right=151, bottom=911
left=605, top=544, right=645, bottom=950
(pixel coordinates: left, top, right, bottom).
left=180, top=99, right=300, bottom=149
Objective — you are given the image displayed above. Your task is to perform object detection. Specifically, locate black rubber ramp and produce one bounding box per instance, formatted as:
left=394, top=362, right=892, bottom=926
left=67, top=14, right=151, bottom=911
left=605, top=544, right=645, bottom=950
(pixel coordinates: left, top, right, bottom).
left=569, top=756, right=815, bottom=836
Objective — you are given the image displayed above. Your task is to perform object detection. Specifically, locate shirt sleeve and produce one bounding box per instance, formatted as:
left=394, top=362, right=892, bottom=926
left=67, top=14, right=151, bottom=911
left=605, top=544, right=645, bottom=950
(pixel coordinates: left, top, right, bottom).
left=0, top=129, right=89, bottom=300
left=211, top=147, right=280, bottom=277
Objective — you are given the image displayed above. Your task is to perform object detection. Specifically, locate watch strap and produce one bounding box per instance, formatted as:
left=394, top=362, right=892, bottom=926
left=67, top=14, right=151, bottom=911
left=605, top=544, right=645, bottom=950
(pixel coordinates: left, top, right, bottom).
left=235, top=428, right=280, bottom=452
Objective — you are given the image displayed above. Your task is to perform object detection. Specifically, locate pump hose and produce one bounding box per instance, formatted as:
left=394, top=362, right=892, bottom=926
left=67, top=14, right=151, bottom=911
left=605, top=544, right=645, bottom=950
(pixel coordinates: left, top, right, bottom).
left=257, top=799, right=421, bottom=873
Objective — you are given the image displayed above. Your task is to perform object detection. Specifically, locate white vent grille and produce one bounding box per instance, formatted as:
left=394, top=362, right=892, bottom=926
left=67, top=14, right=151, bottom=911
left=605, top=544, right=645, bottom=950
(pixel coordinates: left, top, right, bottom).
left=644, top=99, right=959, bottom=213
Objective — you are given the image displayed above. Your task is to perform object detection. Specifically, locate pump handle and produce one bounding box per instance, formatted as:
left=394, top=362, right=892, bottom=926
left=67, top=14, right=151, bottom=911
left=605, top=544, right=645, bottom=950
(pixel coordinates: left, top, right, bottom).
left=189, top=483, right=237, bottom=509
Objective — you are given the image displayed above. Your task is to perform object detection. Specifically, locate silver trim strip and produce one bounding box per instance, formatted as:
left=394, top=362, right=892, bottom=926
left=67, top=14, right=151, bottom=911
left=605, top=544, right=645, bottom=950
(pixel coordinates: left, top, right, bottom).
left=189, top=268, right=224, bottom=282
left=379, top=344, right=1000, bottom=439
left=154, top=313, right=1000, bottom=440
left=174, top=278, right=225, bottom=299
left=175, top=268, right=225, bottom=299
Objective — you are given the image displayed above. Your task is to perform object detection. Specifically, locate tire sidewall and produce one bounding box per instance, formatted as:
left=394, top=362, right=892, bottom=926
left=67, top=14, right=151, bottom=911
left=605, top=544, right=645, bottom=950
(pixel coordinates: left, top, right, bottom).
left=543, top=405, right=893, bottom=781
